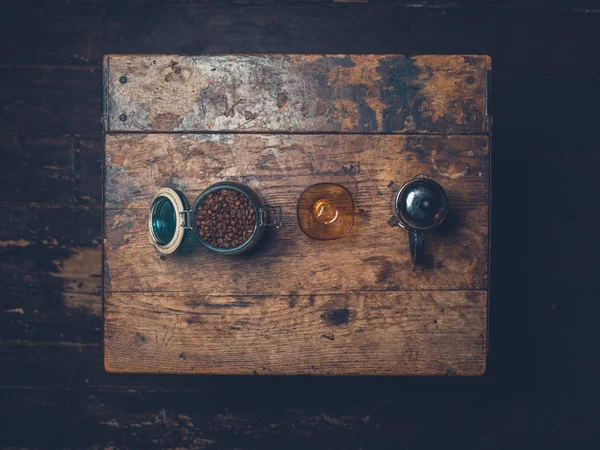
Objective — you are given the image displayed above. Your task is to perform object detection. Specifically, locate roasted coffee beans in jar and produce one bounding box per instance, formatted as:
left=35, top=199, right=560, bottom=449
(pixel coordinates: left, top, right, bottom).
left=195, top=189, right=256, bottom=249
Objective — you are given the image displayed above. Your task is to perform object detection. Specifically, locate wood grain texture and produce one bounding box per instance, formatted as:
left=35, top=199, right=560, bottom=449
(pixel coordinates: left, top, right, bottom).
left=1, top=243, right=102, bottom=342
left=104, top=133, right=489, bottom=295
left=102, top=54, right=489, bottom=375
left=104, top=131, right=489, bottom=374
left=0, top=135, right=101, bottom=206
left=105, top=54, right=490, bottom=134
left=104, top=291, right=486, bottom=375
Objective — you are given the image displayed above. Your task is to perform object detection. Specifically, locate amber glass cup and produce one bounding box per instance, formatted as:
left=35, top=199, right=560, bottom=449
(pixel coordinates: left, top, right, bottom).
left=297, top=183, right=355, bottom=240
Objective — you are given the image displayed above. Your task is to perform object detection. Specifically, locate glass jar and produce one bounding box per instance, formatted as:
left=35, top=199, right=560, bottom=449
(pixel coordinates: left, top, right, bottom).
left=149, top=181, right=282, bottom=255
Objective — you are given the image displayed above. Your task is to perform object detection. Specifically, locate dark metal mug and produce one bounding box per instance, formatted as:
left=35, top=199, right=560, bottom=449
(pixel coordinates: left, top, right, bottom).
left=387, top=175, right=449, bottom=265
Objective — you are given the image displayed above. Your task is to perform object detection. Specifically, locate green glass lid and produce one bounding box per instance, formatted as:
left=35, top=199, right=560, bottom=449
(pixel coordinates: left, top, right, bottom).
left=148, top=188, right=189, bottom=254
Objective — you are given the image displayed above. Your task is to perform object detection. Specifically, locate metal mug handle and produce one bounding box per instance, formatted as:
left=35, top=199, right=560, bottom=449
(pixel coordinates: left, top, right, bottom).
left=388, top=216, right=425, bottom=265
left=408, top=229, right=425, bottom=265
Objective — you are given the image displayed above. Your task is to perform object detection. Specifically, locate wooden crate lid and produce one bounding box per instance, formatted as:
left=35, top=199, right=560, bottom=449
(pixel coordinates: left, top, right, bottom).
left=102, top=54, right=491, bottom=376
left=103, top=54, right=490, bottom=134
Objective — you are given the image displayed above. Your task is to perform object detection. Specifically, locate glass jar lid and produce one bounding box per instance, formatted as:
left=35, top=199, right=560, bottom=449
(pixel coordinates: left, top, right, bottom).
left=148, top=187, right=190, bottom=254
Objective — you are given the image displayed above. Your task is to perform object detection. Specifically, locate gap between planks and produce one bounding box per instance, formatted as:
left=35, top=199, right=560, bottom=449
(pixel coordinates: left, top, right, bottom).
left=105, top=289, right=487, bottom=295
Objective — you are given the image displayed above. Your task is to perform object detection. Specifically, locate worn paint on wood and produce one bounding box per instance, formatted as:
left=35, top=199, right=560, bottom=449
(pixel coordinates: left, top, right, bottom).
left=104, top=290, right=486, bottom=375
left=105, top=54, right=490, bottom=134
left=103, top=55, right=490, bottom=375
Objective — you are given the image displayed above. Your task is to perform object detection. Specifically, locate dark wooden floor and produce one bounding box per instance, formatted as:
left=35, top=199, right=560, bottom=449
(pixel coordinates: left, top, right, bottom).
left=1, top=1, right=600, bottom=448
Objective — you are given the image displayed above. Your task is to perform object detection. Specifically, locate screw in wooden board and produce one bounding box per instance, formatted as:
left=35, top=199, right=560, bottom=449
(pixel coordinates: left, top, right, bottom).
left=119, top=76, right=127, bottom=84
left=119, top=114, right=127, bottom=122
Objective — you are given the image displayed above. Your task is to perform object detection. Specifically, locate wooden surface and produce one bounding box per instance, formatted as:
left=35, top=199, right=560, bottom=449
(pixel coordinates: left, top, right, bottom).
left=105, top=291, right=486, bottom=375
left=104, top=134, right=489, bottom=294
left=103, top=55, right=490, bottom=375
left=105, top=54, right=490, bottom=134
left=3, top=0, right=600, bottom=448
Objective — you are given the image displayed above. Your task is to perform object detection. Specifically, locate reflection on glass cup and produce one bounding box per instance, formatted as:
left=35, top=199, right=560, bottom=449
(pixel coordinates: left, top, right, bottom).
left=297, top=183, right=355, bottom=240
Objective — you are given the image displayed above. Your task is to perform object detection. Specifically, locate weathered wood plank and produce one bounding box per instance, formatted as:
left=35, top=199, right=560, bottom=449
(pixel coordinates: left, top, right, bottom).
left=0, top=66, right=102, bottom=136
left=0, top=205, right=100, bottom=247
left=104, top=134, right=488, bottom=210
left=0, top=181, right=102, bottom=341
left=0, top=205, right=101, bottom=342
left=2, top=385, right=597, bottom=450
left=0, top=242, right=101, bottom=293
left=104, top=290, right=486, bottom=375
left=0, top=135, right=102, bottom=206
left=105, top=204, right=487, bottom=293
left=104, top=133, right=488, bottom=294
left=105, top=54, right=490, bottom=134
left=0, top=340, right=489, bottom=389
left=0, top=388, right=363, bottom=449
left=0, top=242, right=101, bottom=342
left=1, top=288, right=101, bottom=343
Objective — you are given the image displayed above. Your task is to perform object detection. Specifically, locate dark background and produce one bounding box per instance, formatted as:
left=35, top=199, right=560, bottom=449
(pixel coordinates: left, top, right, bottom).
left=1, top=0, right=599, bottom=448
